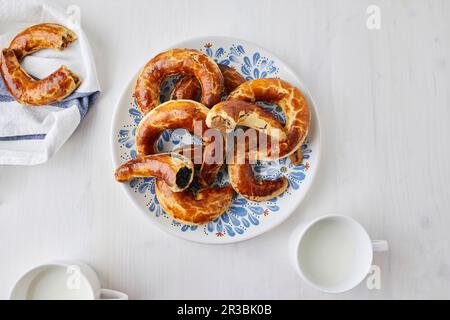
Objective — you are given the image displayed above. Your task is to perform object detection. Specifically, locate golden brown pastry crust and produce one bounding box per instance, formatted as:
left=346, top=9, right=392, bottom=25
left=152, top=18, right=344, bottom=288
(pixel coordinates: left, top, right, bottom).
left=170, top=76, right=201, bottom=101
left=227, top=78, right=311, bottom=160
left=0, top=48, right=80, bottom=106
left=218, top=64, right=247, bottom=94
left=225, top=133, right=289, bottom=201
left=228, top=163, right=288, bottom=201
left=115, top=153, right=194, bottom=192
left=136, top=100, right=210, bottom=155
left=171, top=64, right=245, bottom=100
left=134, top=48, right=224, bottom=114
left=9, top=23, right=78, bottom=60
left=0, top=23, right=80, bottom=106
left=135, top=100, right=221, bottom=185
left=289, top=148, right=304, bottom=166
left=155, top=179, right=234, bottom=225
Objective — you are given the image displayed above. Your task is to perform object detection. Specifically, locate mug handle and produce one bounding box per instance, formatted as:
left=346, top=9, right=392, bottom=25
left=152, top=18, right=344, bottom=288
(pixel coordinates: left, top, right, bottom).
left=98, top=288, right=128, bottom=300
left=372, top=240, right=389, bottom=252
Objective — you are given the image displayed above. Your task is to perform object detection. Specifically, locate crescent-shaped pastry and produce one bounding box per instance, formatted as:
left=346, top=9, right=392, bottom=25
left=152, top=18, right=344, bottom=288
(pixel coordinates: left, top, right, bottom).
left=135, top=100, right=222, bottom=186
left=225, top=133, right=289, bottom=201
left=171, top=64, right=245, bottom=100
left=0, top=49, right=81, bottom=106
left=155, top=179, right=234, bottom=225
left=9, top=23, right=78, bottom=60
left=136, top=100, right=209, bottom=155
left=0, top=23, right=80, bottom=106
left=134, top=48, right=224, bottom=114
left=227, top=78, right=311, bottom=160
left=228, top=163, right=288, bottom=202
left=114, top=153, right=194, bottom=192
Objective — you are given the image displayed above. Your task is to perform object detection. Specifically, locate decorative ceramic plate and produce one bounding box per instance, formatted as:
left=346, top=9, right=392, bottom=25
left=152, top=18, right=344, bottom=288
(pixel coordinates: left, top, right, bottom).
left=111, top=37, right=321, bottom=244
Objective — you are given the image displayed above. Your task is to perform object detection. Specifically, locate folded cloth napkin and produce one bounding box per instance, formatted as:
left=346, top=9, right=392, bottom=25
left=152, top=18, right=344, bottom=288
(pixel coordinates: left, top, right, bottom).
left=0, top=0, right=100, bottom=165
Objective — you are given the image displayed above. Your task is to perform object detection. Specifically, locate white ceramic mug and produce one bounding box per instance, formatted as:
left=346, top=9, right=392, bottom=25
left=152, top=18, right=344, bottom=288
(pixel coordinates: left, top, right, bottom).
left=10, top=260, right=128, bottom=300
left=289, top=215, right=388, bottom=293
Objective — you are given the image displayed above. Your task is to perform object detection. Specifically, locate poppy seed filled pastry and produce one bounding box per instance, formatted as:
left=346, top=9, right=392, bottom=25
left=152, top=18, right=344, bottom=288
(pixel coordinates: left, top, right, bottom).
left=134, top=118, right=233, bottom=224
left=134, top=48, right=224, bottom=114
left=170, top=144, right=224, bottom=188
left=0, top=23, right=80, bottom=106
left=133, top=100, right=234, bottom=224
left=135, top=99, right=222, bottom=186
left=115, top=153, right=194, bottom=193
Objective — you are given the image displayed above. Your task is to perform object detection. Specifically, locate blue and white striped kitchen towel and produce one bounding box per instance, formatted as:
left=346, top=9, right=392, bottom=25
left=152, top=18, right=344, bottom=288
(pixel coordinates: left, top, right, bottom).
left=0, top=0, right=100, bottom=165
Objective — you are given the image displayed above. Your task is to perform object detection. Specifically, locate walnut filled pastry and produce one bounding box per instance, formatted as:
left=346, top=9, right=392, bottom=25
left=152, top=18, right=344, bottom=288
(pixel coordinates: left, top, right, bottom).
left=0, top=23, right=81, bottom=106
left=227, top=78, right=311, bottom=160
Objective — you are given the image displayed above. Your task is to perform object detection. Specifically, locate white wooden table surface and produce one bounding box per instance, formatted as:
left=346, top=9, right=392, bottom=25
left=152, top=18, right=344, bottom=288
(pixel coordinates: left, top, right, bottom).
left=1, top=0, right=449, bottom=299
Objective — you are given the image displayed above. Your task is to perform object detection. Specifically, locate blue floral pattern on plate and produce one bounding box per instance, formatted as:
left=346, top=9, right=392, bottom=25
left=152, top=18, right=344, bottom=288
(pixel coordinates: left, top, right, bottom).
left=115, top=41, right=313, bottom=239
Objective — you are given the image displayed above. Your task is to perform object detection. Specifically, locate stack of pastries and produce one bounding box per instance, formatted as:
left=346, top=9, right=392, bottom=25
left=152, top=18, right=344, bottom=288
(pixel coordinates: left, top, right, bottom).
left=114, top=48, right=311, bottom=225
